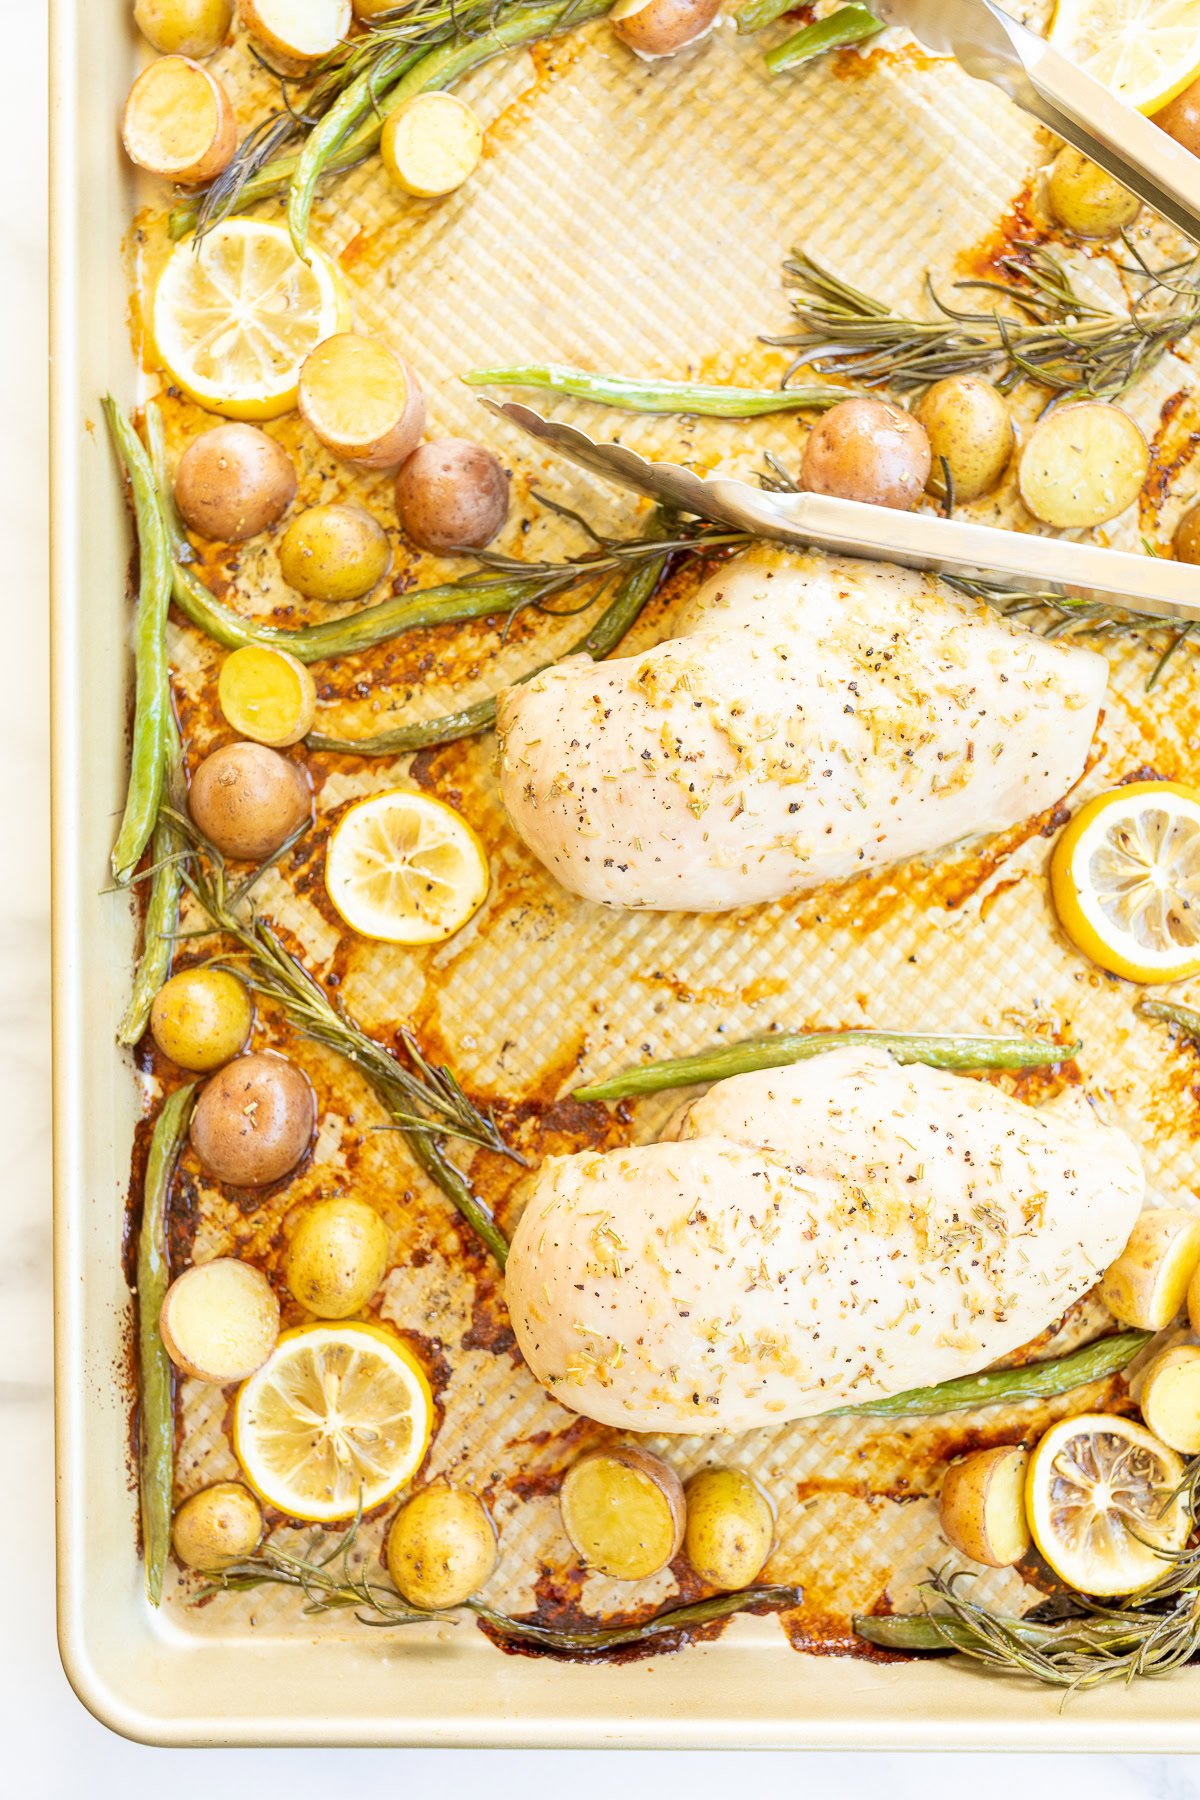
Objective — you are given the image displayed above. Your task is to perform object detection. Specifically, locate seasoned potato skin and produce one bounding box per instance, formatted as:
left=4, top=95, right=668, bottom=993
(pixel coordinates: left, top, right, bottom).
left=285, top=1195, right=391, bottom=1318
left=278, top=502, right=393, bottom=602
left=188, top=741, right=312, bottom=862
left=914, top=377, right=1014, bottom=502
left=1100, top=1207, right=1200, bottom=1330
left=150, top=966, right=253, bottom=1072
left=1045, top=147, right=1140, bottom=238
left=174, top=424, right=297, bottom=542
left=172, top=1482, right=263, bottom=1570
left=190, top=1051, right=317, bottom=1186
left=683, top=1467, right=774, bottom=1590
left=394, top=438, right=509, bottom=552
left=1156, top=78, right=1200, bottom=156
left=611, top=0, right=720, bottom=59
left=800, top=397, right=931, bottom=510
left=134, top=0, right=234, bottom=58
left=938, top=1445, right=1030, bottom=1567
left=386, top=1486, right=498, bottom=1608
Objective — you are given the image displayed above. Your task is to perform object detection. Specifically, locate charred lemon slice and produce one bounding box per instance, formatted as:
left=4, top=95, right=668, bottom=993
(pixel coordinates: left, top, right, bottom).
left=1026, top=1412, right=1188, bottom=1596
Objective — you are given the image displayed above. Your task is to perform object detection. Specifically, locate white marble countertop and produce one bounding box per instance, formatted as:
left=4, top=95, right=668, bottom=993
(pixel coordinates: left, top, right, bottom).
left=7, top=6, right=1196, bottom=1790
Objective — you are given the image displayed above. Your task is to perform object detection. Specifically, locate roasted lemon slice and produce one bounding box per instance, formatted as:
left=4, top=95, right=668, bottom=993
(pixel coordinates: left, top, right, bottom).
left=1050, top=0, right=1200, bottom=113
left=1049, top=780, right=1200, bottom=983
left=1026, top=1413, right=1188, bottom=1596
left=324, top=789, right=490, bottom=945
left=233, top=1322, right=433, bottom=1522
left=152, top=219, right=348, bottom=420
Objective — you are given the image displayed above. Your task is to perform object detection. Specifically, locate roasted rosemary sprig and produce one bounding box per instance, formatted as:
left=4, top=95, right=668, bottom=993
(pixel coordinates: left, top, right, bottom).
left=175, top=826, right=516, bottom=1265
left=208, top=1512, right=802, bottom=1653
left=768, top=243, right=1200, bottom=399
left=857, top=1460, right=1200, bottom=1692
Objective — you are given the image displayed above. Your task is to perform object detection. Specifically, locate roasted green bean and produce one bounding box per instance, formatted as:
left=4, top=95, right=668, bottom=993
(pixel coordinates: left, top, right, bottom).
left=1138, top=997, right=1200, bottom=1041
left=287, top=45, right=425, bottom=257
left=105, top=398, right=172, bottom=884
left=764, top=4, right=883, bottom=73
left=464, top=363, right=844, bottom=416
left=572, top=1028, right=1082, bottom=1102
left=117, top=725, right=185, bottom=1047
left=138, top=1082, right=196, bottom=1605
left=829, top=1330, right=1151, bottom=1420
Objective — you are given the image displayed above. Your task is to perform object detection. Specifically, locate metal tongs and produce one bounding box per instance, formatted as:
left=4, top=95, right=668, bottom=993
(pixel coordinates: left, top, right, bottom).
left=874, top=0, right=1200, bottom=241
left=484, top=400, right=1200, bottom=624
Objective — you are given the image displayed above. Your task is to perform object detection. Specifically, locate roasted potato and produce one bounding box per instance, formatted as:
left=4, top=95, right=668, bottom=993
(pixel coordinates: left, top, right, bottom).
left=173, top=423, right=297, bottom=542
left=159, top=1257, right=281, bottom=1382
left=799, top=396, right=931, bottom=511
left=913, top=376, right=1014, bottom=502
left=1156, top=78, right=1200, bottom=156
left=610, top=0, right=720, bottom=59
left=217, top=646, right=317, bottom=748
left=394, top=438, right=509, bottom=551
left=240, top=0, right=353, bottom=72
left=135, top=0, right=234, bottom=57
left=939, top=1445, right=1031, bottom=1568
left=278, top=502, right=393, bottom=602
left=149, top=966, right=254, bottom=1072
left=1174, top=501, right=1200, bottom=565
left=1045, top=147, right=1141, bottom=238
left=172, top=1482, right=263, bottom=1570
left=284, top=1195, right=390, bottom=1318
left=121, top=55, right=237, bottom=184
left=559, top=1446, right=685, bottom=1579
left=1139, top=1345, right=1200, bottom=1454
left=188, top=741, right=312, bottom=862
left=683, top=1467, right=774, bottom=1590
left=1100, top=1207, right=1200, bottom=1331
left=386, top=1486, right=498, bottom=1609
left=190, top=1051, right=317, bottom=1186
left=381, top=93, right=484, bottom=199
left=1017, top=402, right=1148, bottom=529
left=298, top=333, right=426, bottom=470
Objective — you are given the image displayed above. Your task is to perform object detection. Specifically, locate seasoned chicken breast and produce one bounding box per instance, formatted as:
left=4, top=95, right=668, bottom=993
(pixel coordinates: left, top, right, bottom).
left=505, top=1048, right=1143, bottom=1433
left=496, top=549, right=1107, bottom=912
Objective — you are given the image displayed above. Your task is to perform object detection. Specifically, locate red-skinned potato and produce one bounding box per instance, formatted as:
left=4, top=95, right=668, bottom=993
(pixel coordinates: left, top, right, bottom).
left=174, top=424, right=297, bottom=542
left=190, top=1051, right=317, bottom=1186
left=610, top=0, right=720, bottom=59
left=188, top=742, right=312, bottom=862
left=298, top=334, right=426, bottom=470
left=1157, top=77, right=1200, bottom=156
left=800, top=396, right=931, bottom=510
left=394, top=438, right=508, bottom=552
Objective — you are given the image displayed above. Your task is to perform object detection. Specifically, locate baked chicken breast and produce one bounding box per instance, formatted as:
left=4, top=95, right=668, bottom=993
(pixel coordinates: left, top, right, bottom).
left=505, top=1048, right=1143, bottom=1433
left=496, top=549, right=1107, bottom=911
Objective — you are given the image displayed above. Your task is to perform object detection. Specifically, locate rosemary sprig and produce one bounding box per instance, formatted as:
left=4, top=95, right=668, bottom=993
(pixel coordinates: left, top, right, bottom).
left=175, top=824, right=516, bottom=1265
left=856, top=1460, right=1200, bottom=1692
left=207, top=1512, right=802, bottom=1654
left=767, top=243, right=1200, bottom=399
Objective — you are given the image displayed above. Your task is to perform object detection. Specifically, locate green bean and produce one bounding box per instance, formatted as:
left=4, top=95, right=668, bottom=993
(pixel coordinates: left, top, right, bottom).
left=464, top=364, right=844, bottom=416
left=117, top=726, right=185, bottom=1047
left=137, top=1082, right=196, bottom=1605
left=145, top=399, right=194, bottom=566
left=828, top=1330, right=1151, bottom=1420
left=733, top=0, right=797, bottom=33
left=1138, top=998, right=1200, bottom=1042
left=170, top=0, right=614, bottom=239
left=852, top=1611, right=1140, bottom=1656
left=287, top=45, right=426, bottom=256
left=572, top=1029, right=1082, bottom=1102
left=105, top=398, right=172, bottom=884
left=308, top=545, right=669, bottom=754
left=764, top=4, right=883, bottom=74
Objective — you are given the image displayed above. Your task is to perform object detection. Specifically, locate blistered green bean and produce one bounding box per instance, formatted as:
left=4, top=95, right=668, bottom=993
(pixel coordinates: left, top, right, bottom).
left=830, top=1330, right=1151, bottom=1419
left=464, top=363, right=844, bottom=416
left=764, top=4, right=882, bottom=74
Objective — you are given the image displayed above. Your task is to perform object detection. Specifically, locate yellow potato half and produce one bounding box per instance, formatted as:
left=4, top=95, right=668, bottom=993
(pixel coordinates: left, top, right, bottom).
left=1018, top=401, right=1148, bottom=529
left=939, top=1445, right=1031, bottom=1567
left=381, top=93, right=484, bottom=199
left=560, top=1447, right=685, bottom=1579
left=1100, top=1208, right=1200, bottom=1330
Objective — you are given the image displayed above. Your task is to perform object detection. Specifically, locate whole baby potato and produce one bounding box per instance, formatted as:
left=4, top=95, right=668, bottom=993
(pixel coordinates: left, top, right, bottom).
left=683, top=1467, right=774, bottom=1590
left=610, top=0, right=720, bottom=58
left=174, top=424, right=297, bottom=543
left=800, top=396, right=931, bottom=511
left=284, top=1195, right=390, bottom=1318
left=386, top=1486, right=498, bottom=1609
left=150, top=966, right=253, bottom=1072
left=394, top=438, right=509, bottom=552
left=188, top=742, right=312, bottom=862
left=172, top=1481, right=263, bottom=1570
left=1157, top=77, right=1200, bottom=156
left=913, top=376, right=1014, bottom=502
left=278, top=502, right=393, bottom=602
left=134, top=0, right=234, bottom=56
left=1045, top=147, right=1141, bottom=238
left=190, top=1051, right=317, bottom=1186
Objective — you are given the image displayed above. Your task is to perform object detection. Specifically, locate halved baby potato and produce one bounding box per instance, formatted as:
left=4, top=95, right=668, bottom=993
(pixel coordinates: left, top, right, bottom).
left=1139, top=1344, right=1200, bottom=1453
left=610, top=0, right=721, bottom=59
left=560, top=1446, right=685, bottom=1580
left=159, top=1257, right=281, bottom=1383
left=218, top=646, right=317, bottom=748
left=1100, top=1207, right=1200, bottom=1331
left=298, top=333, right=426, bottom=469
left=121, top=55, right=237, bottom=184
left=241, top=0, right=352, bottom=71
left=1017, top=401, right=1148, bottom=529
left=938, top=1444, right=1031, bottom=1568
left=380, top=92, right=484, bottom=199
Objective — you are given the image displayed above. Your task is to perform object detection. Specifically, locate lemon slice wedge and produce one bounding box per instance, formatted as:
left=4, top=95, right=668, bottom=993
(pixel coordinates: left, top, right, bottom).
left=152, top=219, right=349, bottom=420
left=1050, top=0, right=1200, bottom=113
left=233, top=1322, right=433, bottom=1522
left=1026, top=1413, right=1188, bottom=1596
left=325, top=790, right=490, bottom=945
left=1049, top=780, right=1200, bottom=983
